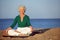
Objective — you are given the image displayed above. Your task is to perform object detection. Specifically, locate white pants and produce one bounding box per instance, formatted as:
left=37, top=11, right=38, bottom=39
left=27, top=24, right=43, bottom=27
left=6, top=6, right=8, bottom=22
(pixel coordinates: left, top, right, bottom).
left=8, top=27, right=32, bottom=36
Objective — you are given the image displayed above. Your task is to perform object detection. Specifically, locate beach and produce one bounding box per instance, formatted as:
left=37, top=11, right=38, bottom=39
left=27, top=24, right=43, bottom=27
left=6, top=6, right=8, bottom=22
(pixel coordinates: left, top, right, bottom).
left=0, top=28, right=60, bottom=40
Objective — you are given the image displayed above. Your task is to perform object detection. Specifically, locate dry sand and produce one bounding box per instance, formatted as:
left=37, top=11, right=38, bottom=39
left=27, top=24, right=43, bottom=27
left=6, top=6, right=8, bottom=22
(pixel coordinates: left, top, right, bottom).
left=0, top=28, right=60, bottom=40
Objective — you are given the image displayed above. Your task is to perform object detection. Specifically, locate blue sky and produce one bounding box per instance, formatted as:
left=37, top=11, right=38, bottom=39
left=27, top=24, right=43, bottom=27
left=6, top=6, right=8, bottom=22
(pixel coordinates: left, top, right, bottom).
left=0, top=0, right=60, bottom=19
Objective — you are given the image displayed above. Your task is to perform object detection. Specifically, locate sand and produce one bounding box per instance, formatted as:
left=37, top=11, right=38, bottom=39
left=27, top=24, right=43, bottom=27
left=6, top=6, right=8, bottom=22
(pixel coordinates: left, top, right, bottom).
left=0, top=28, right=60, bottom=40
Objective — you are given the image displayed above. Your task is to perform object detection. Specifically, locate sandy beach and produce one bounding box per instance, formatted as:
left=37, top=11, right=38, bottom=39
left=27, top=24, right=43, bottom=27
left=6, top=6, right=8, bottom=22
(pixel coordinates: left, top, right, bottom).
left=0, top=28, right=60, bottom=40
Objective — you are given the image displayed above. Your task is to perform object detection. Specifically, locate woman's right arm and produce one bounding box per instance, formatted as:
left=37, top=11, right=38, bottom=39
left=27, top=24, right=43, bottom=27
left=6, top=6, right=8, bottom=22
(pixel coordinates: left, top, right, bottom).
left=5, top=16, right=18, bottom=34
left=10, top=16, right=18, bottom=28
left=6, top=16, right=18, bottom=32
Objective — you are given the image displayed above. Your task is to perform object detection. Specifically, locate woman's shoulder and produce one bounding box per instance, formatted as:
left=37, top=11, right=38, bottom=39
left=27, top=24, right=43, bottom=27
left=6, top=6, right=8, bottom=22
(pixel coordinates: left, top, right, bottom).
left=25, top=15, right=29, bottom=18
left=25, top=15, right=30, bottom=19
left=15, top=15, right=20, bottom=19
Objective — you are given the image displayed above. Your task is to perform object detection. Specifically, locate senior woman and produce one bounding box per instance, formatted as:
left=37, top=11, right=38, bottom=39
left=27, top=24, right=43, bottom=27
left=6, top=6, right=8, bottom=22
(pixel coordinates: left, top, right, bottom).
left=5, top=6, right=33, bottom=36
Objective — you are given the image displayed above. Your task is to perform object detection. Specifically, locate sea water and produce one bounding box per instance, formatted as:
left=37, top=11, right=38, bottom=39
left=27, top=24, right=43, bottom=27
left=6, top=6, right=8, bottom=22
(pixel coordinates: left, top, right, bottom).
left=0, top=19, right=60, bottom=30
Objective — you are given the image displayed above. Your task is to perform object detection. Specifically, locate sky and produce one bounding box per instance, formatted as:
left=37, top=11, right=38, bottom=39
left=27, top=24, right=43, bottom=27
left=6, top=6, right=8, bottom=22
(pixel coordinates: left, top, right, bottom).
left=0, top=0, right=60, bottom=19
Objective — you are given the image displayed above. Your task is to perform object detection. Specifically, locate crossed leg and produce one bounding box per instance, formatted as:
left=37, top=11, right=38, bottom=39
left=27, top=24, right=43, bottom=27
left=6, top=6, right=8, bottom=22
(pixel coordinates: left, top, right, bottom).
left=8, top=27, right=32, bottom=36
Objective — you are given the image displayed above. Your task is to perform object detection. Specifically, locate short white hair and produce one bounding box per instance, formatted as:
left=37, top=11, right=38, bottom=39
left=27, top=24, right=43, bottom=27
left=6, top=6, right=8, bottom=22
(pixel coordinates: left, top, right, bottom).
left=18, top=5, right=26, bottom=10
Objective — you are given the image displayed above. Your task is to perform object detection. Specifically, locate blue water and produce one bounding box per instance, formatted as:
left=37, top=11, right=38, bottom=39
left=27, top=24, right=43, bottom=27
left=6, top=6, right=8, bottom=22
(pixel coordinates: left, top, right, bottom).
left=0, top=19, right=60, bottom=30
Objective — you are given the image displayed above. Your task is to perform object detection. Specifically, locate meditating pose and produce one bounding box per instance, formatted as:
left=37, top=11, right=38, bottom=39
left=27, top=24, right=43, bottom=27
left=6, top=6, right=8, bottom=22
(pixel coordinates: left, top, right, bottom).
left=5, top=6, right=33, bottom=36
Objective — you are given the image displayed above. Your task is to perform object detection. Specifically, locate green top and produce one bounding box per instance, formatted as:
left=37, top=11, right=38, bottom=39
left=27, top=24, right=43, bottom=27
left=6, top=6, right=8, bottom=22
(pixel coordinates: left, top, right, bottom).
left=10, top=15, right=31, bottom=28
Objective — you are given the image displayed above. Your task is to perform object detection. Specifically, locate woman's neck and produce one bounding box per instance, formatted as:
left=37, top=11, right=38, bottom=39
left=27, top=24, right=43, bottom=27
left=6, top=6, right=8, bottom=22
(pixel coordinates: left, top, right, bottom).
left=19, top=13, right=25, bottom=22
left=20, top=13, right=24, bottom=16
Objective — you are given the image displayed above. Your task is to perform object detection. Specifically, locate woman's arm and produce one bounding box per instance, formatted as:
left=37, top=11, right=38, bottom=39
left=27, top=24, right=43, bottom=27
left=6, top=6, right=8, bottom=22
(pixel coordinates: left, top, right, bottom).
left=10, top=16, right=18, bottom=28
left=26, top=16, right=34, bottom=32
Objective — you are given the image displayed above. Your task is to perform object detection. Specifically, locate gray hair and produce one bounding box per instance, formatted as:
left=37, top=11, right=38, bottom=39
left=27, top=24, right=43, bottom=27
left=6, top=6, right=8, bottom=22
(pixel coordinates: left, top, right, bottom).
left=18, top=6, right=26, bottom=10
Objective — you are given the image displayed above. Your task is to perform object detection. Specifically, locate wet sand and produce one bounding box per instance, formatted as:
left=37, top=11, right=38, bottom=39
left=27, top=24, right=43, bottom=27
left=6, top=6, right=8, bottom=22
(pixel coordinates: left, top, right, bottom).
left=0, top=28, right=60, bottom=40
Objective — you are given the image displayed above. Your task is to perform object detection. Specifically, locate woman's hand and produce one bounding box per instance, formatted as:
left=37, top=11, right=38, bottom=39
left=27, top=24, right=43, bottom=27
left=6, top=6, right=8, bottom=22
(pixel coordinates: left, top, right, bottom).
left=6, top=27, right=12, bottom=33
left=3, top=27, right=12, bottom=35
left=29, top=26, right=34, bottom=32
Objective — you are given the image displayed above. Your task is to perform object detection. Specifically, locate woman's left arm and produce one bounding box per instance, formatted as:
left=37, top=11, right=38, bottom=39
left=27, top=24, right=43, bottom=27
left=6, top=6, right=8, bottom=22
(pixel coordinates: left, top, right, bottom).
left=27, top=16, right=34, bottom=32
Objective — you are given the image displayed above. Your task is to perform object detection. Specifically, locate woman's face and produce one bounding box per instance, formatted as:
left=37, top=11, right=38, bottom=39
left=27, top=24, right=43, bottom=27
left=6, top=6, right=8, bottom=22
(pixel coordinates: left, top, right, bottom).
left=19, top=7, right=25, bottom=14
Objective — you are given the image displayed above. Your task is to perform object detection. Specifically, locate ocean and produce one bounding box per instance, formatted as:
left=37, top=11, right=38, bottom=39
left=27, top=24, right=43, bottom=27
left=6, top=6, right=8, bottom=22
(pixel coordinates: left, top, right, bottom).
left=0, top=19, right=60, bottom=30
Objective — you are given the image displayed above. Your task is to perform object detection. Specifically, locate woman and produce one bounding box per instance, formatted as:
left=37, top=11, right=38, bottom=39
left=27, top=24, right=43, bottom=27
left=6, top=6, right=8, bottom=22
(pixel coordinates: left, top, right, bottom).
left=5, top=6, right=33, bottom=36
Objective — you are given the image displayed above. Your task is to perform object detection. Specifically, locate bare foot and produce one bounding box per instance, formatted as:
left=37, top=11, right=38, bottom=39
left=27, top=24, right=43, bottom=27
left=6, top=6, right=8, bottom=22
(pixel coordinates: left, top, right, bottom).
left=15, top=30, right=21, bottom=33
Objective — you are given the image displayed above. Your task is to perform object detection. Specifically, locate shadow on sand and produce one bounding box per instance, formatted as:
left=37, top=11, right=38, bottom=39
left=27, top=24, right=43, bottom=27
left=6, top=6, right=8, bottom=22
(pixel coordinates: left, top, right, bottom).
left=30, top=28, right=50, bottom=36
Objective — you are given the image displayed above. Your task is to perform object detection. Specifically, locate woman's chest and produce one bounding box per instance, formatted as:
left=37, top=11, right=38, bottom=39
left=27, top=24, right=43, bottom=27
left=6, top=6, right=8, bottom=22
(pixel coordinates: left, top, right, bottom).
left=17, top=18, right=27, bottom=24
